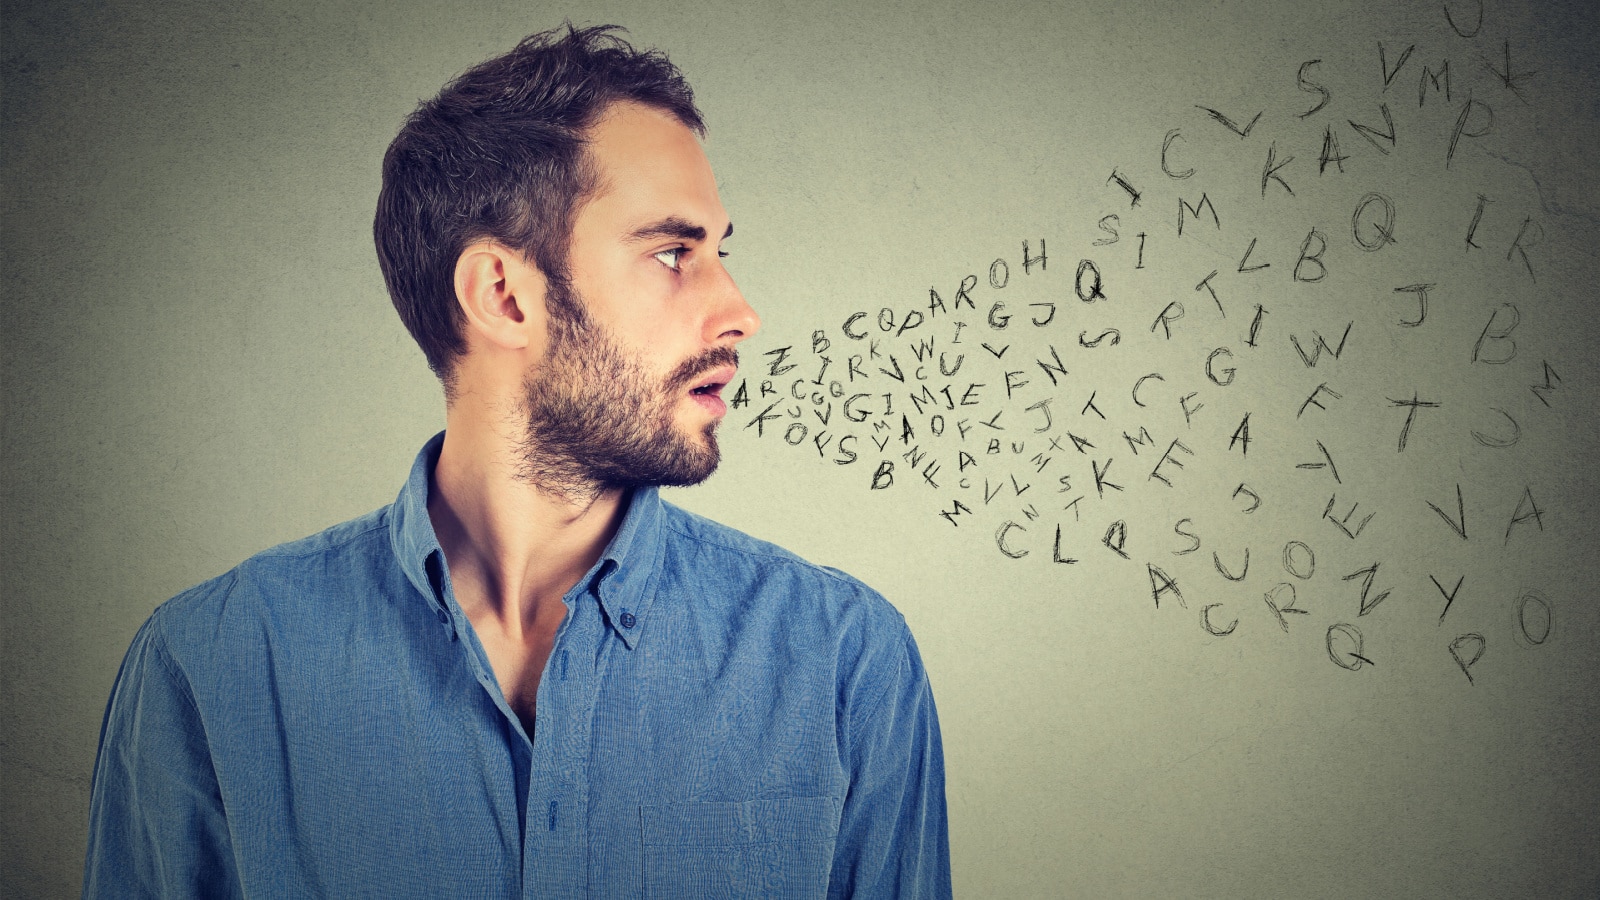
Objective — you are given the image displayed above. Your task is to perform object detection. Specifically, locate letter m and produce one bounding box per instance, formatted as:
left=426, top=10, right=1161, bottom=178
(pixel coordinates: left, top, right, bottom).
left=908, top=384, right=940, bottom=416
left=938, top=499, right=973, bottom=527
left=1123, top=426, right=1156, bottom=454
left=1178, top=193, right=1221, bottom=235
left=1419, top=60, right=1450, bottom=106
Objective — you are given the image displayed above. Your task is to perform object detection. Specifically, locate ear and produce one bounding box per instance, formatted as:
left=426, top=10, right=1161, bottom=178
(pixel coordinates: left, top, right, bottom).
left=453, top=241, right=548, bottom=355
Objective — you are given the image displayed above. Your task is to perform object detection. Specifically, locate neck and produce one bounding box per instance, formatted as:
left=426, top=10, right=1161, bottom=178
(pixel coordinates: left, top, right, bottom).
left=427, top=402, right=628, bottom=634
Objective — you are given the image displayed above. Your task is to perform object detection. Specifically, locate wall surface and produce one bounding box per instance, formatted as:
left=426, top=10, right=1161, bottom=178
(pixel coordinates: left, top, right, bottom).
left=4, top=0, right=1598, bottom=896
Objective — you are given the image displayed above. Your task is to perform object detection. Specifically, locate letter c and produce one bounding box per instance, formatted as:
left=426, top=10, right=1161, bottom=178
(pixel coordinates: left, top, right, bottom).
left=1163, top=129, right=1195, bottom=179
left=1132, top=373, right=1166, bottom=408
left=996, top=521, right=1030, bottom=559
left=1201, top=604, right=1238, bottom=636
left=842, top=312, right=869, bottom=340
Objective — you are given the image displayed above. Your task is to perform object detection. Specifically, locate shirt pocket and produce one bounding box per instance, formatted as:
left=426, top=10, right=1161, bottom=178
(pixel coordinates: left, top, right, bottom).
left=640, top=796, right=841, bottom=900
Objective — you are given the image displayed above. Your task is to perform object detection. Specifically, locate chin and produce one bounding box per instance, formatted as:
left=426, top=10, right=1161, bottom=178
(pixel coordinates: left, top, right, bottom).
left=630, top=423, right=720, bottom=489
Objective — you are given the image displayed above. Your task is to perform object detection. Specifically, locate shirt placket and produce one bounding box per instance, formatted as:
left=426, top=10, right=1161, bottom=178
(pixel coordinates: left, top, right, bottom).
left=426, top=551, right=535, bottom=880
left=523, top=581, right=615, bottom=899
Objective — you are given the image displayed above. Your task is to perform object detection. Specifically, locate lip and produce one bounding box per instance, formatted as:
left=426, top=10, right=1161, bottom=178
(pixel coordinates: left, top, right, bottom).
left=686, top=364, right=737, bottom=418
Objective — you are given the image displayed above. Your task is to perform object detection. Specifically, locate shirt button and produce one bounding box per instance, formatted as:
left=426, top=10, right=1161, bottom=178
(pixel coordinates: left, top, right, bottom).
left=437, top=609, right=449, bottom=624
left=619, top=611, right=637, bottom=629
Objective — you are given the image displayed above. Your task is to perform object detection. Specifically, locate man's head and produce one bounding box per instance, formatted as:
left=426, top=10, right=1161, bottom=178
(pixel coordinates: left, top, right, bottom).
left=375, top=24, right=707, bottom=392
left=510, top=100, right=752, bottom=496
left=375, top=26, right=758, bottom=498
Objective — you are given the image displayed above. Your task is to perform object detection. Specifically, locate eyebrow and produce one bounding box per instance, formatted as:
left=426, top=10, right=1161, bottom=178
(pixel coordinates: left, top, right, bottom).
left=624, top=217, right=734, bottom=244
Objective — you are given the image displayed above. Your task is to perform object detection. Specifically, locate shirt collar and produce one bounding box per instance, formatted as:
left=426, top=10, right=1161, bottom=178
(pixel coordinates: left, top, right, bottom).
left=388, top=431, right=667, bottom=649
left=587, top=483, right=666, bottom=649
left=389, top=431, right=447, bottom=614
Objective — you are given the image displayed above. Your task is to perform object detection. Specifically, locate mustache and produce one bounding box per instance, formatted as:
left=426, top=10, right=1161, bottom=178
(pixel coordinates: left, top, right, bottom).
left=664, top=346, right=740, bottom=392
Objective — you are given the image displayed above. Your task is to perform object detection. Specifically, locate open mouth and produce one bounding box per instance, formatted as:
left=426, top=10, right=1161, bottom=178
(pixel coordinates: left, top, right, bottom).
left=685, top=364, right=737, bottom=416
left=687, top=365, right=737, bottom=398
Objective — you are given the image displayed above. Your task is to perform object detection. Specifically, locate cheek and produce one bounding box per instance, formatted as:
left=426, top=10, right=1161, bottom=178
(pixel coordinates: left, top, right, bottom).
left=622, top=316, right=694, bottom=367
left=591, top=276, right=681, bottom=339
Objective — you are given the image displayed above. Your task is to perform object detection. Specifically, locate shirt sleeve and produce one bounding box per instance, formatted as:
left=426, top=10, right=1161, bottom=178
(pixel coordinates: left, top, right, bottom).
left=828, top=623, right=952, bottom=899
left=83, top=612, right=242, bottom=899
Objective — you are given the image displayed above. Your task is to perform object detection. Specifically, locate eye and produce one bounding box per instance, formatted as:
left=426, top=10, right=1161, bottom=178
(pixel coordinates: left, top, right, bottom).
left=653, top=247, right=687, bottom=271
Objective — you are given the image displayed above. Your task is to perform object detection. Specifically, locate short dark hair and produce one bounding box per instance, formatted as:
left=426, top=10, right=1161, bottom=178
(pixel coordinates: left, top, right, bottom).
left=374, top=25, right=705, bottom=392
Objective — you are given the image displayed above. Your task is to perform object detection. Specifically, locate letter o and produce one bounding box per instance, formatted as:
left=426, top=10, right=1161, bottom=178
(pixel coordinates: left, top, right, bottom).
left=1515, top=591, right=1553, bottom=647
left=1283, top=541, right=1315, bottom=580
left=989, top=258, right=1010, bottom=289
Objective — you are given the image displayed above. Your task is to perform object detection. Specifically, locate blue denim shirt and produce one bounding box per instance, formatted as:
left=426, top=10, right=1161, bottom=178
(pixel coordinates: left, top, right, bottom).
left=84, top=433, right=950, bottom=898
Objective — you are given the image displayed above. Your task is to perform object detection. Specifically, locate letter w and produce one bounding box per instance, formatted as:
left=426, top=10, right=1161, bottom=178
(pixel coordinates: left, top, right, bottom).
left=1290, top=322, right=1353, bottom=367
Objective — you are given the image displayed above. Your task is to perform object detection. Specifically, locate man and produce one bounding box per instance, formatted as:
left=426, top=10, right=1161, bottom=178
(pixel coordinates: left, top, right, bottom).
left=83, top=24, right=949, bottom=899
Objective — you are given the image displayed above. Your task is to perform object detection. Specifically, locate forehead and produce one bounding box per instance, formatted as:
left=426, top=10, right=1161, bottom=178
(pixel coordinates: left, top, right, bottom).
left=576, top=101, right=726, bottom=237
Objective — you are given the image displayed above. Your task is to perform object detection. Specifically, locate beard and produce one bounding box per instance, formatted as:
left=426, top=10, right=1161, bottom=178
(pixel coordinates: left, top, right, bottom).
left=513, top=279, right=735, bottom=501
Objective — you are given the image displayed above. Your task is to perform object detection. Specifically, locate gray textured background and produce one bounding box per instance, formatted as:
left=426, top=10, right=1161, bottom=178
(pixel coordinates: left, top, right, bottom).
left=5, top=0, right=1599, bottom=896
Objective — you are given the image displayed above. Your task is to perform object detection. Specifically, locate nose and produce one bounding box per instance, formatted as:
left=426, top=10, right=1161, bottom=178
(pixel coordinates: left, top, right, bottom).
left=705, top=262, right=761, bottom=346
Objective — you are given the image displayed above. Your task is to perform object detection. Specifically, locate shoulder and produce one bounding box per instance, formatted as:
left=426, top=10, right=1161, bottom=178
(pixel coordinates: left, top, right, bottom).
left=654, top=500, right=913, bottom=667
left=144, top=507, right=396, bottom=670
left=249, top=506, right=392, bottom=563
left=661, top=501, right=901, bottom=611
